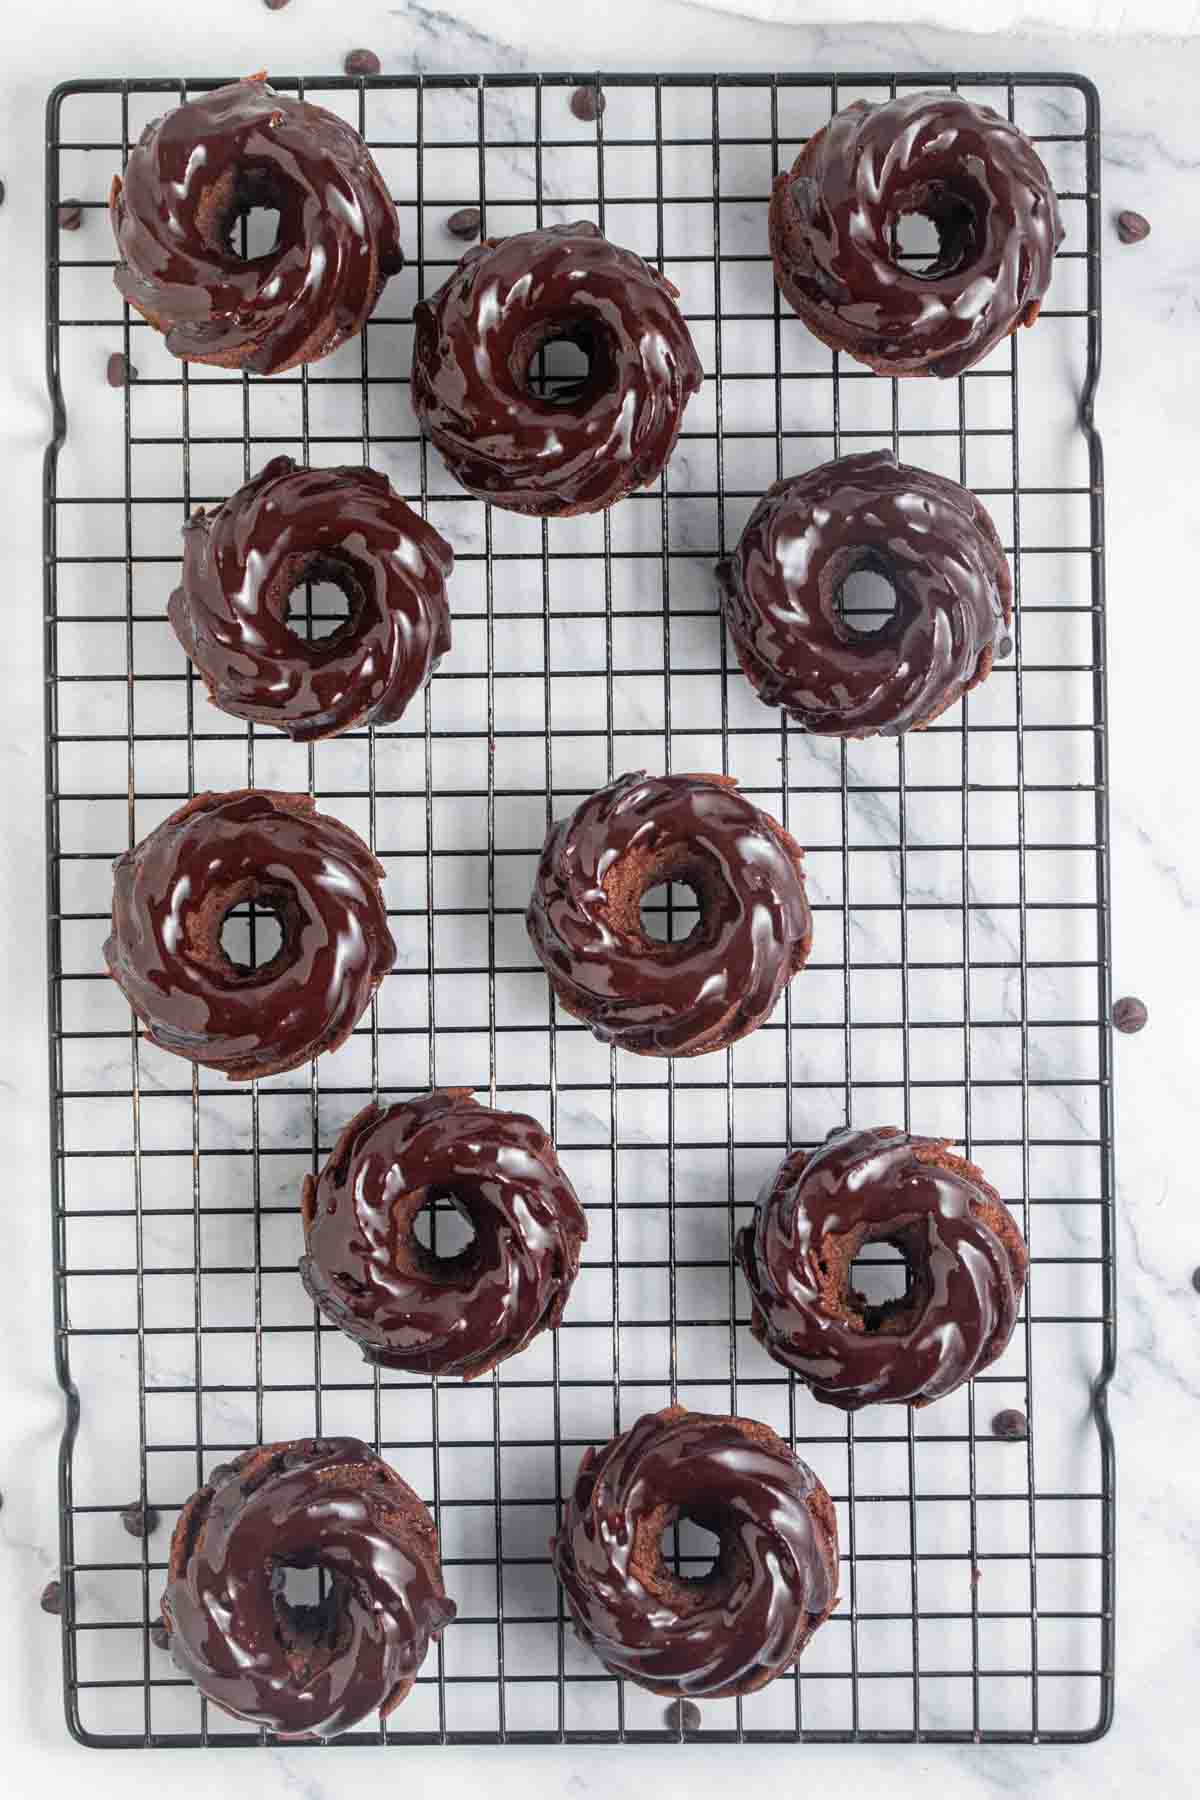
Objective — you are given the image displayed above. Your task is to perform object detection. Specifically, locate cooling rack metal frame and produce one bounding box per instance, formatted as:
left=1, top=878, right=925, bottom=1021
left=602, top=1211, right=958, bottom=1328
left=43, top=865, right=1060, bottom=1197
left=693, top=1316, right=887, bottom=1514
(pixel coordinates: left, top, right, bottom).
left=42, top=70, right=1115, bottom=1749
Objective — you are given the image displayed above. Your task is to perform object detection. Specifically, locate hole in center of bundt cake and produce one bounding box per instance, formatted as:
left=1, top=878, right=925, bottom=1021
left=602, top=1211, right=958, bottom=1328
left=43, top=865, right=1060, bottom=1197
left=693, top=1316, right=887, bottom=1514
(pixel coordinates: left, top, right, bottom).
left=526, top=331, right=592, bottom=400
left=659, top=1515, right=723, bottom=1583
left=276, top=1562, right=323, bottom=1613
left=271, top=550, right=366, bottom=650
left=286, top=576, right=353, bottom=643
left=513, top=315, right=614, bottom=408
left=235, top=202, right=282, bottom=260
left=886, top=179, right=982, bottom=280
left=835, top=560, right=900, bottom=638
left=412, top=1189, right=479, bottom=1263
left=837, top=1221, right=933, bottom=1336
left=269, top=1559, right=349, bottom=1672
left=198, top=165, right=285, bottom=265
left=219, top=904, right=284, bottom=970
left=639, top=879, right=702, bottom=946
left=603, top=840, right=725, bottom=959
left=210, top=881, right=299, bottom=982
left=631, top=1501, right=747, bottom=1615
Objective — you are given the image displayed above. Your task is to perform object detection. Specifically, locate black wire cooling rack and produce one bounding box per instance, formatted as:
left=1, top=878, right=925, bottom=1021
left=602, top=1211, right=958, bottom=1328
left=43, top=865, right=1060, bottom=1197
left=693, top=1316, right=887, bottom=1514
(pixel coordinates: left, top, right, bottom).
left=42, top=70, right=1114, bottom=1748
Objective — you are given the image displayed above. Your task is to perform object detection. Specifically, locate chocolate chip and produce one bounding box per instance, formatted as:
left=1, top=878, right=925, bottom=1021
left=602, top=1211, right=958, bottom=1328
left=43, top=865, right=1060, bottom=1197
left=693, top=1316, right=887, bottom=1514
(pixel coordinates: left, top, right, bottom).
left=58, top=199, right=84, bottom=231
left=120, top=1501, right=160, bottom=1539
left=446, top=206, right=482, bottom=241
left=263, top=0, right=293, bottom=8
left=150, top=1617, right=170, bottom=1650
left=664, top=1698, right=701, bottom=1731
left=41, top=1579, right=63, bottom=1615
left=1116, top=209, right=1150, bottom=245
left=1112, top=995, right=1148, bottom=1034
left=0, top=179, right=6, bottom=210
left=1191, top=1268, right=1200, bottom=1295
left=991, top=1408, right=1028, bottom=1441
left=106, top=351, right=136, bottom=388
left=997, top=635, right=1013, bottom=659
left=344, top=48, right=382, bottom=76
left=570, top=85, right=605, bottom=122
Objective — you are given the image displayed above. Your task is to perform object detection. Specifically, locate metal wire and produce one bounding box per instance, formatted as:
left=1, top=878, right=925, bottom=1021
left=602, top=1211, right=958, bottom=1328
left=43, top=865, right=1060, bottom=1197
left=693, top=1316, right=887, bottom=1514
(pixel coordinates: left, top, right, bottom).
left=42, top=70, right=1115, bottom=1748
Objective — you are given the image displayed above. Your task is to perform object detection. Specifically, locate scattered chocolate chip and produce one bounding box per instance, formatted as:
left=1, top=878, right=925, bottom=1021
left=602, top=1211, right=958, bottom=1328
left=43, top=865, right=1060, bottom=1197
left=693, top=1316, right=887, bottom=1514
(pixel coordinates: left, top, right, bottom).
left=120, top=1501, right=160, bottom=1539
left=1116, top=209, right=1150, bottom=246
left=58, top=199, right=84, bottom=231
left=264, top=0, right=293, bottom=9
left=0, top=179, right=6, bottom=210
left=150, top=1617, right=170, bottom=1650
left=997, top=635, right=1013, bottom=659
left=1112, top=995, right=1148, bottom=1034
left=41, top=1579, right=63, bottom=1615
left=991, top=1408, right=1028, bottom=1441
left=1191, top=1268, right=1200, bottom=1295
left=446, top=206, right=482, bottom=241
left=570, top=85, right=605, bottom=123
left=664, top=1698, right=702, bottom=1731
left=106, top=351, right=136, bottom=388
left=344, top=48, right=382, bottom=76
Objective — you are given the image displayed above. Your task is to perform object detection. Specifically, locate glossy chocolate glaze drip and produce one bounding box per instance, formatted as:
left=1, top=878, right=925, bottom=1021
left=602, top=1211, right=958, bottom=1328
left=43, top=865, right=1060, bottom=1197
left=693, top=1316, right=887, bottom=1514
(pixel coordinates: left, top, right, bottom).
left=168, top=457, right=453, bottom=741
left=738, top=1127, right=1028, bottom=1409
left=411, top=221, right=703, bottom=516
left=162, top=1438, right=455, bottom=1738
left=526, top=772, right=812, bottom=1058
left=111, top=76, right=403, bottom=375
left=717, top=450, right=1012, bottom=737
left=103, top=790, right=396, bottom=1080
left=770, top=92, right=1063, bottom=378
left=552, top=1407, right=838, bottom=1698
left=299, top=1089, right=588, bottom=1379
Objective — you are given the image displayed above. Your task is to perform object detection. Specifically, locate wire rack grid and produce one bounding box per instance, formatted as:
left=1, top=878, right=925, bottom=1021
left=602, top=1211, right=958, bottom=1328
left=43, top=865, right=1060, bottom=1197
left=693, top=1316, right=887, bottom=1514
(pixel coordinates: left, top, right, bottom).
left=42, top=69, right=1114, bottom=1749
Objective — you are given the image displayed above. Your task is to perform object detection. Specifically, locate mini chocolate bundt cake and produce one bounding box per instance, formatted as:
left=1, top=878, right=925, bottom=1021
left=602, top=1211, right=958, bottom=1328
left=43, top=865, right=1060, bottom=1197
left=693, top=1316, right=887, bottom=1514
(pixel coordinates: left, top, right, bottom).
left=111, top=75, right=403, bottom=373
left=738, top=1126, right=1028, bottom=1408
left=103, top=790, right=395, bottom=1080
left=717, top=450, right=1012, bottom=736
left=161, top=1438, right=454, bottom=1737
left=168, top=457, right=453, bottom=741
left=411, top=221, right=703, bottom=515
left=770, top=91, right=1063, bottom=377
left=526, top=772, right=812, bottom=1057
left=300, top=1089, right=587, bottom=1380
left=552, top=1406, right=839, bottom=1698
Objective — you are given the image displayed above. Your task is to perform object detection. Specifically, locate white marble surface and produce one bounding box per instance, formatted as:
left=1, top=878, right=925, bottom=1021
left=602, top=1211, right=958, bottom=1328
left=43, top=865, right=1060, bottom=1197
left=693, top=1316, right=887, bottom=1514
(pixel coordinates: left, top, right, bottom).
left=2, top=0, right=1199, bottom=1794
left=681, top=0, right=1200, bottom=33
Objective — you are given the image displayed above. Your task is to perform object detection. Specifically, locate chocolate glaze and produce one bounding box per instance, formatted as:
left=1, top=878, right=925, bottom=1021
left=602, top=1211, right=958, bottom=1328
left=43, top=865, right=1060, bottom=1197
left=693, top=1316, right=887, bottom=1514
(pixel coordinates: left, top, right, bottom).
left=411, top=221, right=703, bottom=516
left=299, top=1089, right=588, bottom=1379
left=111, top=76, right=403, bottom=374
left=717, top=450, right=1012, bottom=737
left=526, top=772, right=812, bottom=1058
left=551, top=1407, right=838, bottom=1698
left=770, top=92, right=1063, bottom=378
left=162, top=1438, right=455, bottom=1738
left=168, top=457, right=453, bottom=741
left=737, top=1127, right=1028, bottom=1409
left=104, top=790, right=395, bottom=1080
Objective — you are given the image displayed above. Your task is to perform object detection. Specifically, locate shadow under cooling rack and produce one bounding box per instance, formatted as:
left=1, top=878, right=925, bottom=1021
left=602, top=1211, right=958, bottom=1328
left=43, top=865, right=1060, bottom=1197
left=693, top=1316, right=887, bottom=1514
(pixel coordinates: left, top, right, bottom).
left=43, top=70, right=1115, bottom=1748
